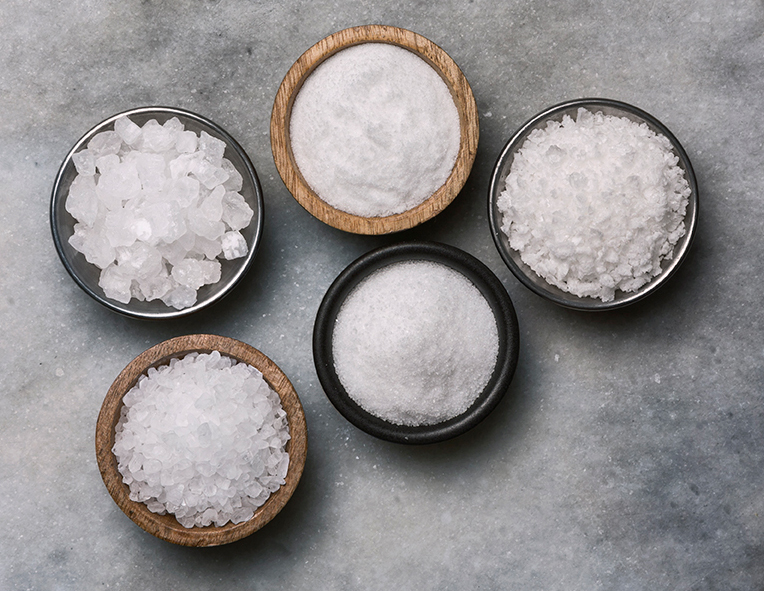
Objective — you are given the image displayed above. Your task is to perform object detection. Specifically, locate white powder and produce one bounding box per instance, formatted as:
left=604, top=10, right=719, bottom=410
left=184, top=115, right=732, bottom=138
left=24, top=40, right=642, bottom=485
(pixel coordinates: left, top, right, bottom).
left=497, top=107, right=691, bottom=302
left=65, top=116, right=254, bottom=310
left=112, top=351, right=290, bottom=529
left=289, top=43, right=461, bottom=217
left=332, top=260, right=499, bottom=427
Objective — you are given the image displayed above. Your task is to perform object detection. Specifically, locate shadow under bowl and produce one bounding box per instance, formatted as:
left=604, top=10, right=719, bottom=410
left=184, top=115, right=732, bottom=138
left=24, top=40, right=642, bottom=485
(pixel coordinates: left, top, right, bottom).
left=95, top=334, right=307, bottom=547
left=313, top=241, right=519, bottom=444
left=270, top=25, right=479, bottom=235
left=488, top=98, right=698, bottom=311
left=51, top=106, right=264, bottom=320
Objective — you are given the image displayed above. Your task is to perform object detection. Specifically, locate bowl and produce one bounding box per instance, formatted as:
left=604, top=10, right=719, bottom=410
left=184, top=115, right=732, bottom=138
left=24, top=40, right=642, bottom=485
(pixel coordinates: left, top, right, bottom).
left=95, top=334, right=308, bottom=546
left=270, top=25, right=479, bottom=235
left=51, top=106, right=264, bottom=320
left=313, top=241, right=519, bottom=444
left=488, top=98, right=699, bottom=311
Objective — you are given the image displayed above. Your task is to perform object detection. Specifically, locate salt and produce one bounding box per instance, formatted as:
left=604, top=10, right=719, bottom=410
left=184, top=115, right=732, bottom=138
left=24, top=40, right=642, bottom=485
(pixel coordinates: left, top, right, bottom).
left=289, top=43, right=461, bottom=217
left=497, top=108, right=691, bottom=302
left=112, top=351, right=290, bottom=529
left=332, top=260, right=499, bottom=427
left=65, top=116, right=255, bottom=309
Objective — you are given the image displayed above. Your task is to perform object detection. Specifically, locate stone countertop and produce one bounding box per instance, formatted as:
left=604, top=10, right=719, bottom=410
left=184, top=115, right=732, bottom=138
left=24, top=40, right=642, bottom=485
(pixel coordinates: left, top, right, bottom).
left=2, top=1, right=763, bottom=589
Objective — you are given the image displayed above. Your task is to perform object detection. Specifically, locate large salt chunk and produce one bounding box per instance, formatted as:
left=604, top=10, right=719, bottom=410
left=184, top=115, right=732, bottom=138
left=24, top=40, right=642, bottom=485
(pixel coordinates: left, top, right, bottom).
left=114, top=116, right=142, bottom=145
left=199, top=131, right=226, bottom=166
left=69, top=224, right=115, bottom=269
left=176, top=130, right=198, bottom=154
left=221, top=191, right=254, bottom=231
left=221, top=231, right=248, bottom=260
left=66, top=175, right=99, bottom=227
left=72, top=149, right=96, bottom=176
left=221, top=158, right=243, bottom=192
left=88, top=131, right=122, bottom=158
left=98, top=264, right=133, bottom=303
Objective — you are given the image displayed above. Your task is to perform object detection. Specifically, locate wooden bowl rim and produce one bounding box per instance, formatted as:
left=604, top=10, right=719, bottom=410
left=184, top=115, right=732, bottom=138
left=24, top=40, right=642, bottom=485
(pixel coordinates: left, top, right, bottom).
left=95, top=334, right=308, bottom=547
left=270, top=24, right=479, bottom=235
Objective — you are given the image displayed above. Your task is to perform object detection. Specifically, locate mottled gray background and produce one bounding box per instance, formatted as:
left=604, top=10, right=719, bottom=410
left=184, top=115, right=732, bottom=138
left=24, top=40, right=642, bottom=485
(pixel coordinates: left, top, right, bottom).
left=2, top=1, right=763, bottom=589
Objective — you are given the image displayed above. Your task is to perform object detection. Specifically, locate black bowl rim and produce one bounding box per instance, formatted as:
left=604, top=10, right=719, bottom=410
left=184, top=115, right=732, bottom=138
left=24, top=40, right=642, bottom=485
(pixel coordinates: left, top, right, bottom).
left=313, top=240, right=520, bottom=444
left=50, top=105, right=265, bottom=320
left=487, top=97, right=699, bottom=311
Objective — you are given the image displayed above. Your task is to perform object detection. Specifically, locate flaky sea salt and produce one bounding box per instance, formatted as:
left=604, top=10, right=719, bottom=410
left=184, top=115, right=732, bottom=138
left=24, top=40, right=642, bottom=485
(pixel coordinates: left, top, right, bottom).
left=332, top=260, right=499, bottom=427
left=497, top=108, right=690, bottom=302
left=112, top=351, right=290, bottom=529
left=289, top=43, right=461, bottom=217
left=65, top=116, right=254, bottom=309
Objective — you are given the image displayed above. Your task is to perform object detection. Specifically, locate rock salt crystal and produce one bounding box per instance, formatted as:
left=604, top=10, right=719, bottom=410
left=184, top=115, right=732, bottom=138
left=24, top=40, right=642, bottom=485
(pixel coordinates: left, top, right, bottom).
left=497, top=107, right=691, bottom=302
left=332, top=260, right=499, bottom=426
left=112, top=351, right=290, bottom=529
left=65, top=116, right=254, bottom=309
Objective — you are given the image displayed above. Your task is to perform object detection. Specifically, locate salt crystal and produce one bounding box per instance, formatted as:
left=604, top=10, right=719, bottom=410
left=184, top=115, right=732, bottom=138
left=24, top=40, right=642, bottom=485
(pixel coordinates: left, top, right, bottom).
left=199, top=131, right=226, bottom=166
left=65, top=175, right=99, bottom=227
left=72, top=149, right=96, bottom=176
left=175, top=130, right=198, bottom=154
left=220, top=231, right=247, bottom=260
left=87, top=130, right=122, bottom=158
left=221, top=191, right=254, bottom=231
left=114, top=116, right=142, bottom=145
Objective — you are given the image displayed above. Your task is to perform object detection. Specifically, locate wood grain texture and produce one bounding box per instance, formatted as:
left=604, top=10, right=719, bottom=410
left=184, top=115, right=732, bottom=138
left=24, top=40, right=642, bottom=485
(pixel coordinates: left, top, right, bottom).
left=270, top=24, right=479, bottom=235
left=95, top=334, right=308, bottom=547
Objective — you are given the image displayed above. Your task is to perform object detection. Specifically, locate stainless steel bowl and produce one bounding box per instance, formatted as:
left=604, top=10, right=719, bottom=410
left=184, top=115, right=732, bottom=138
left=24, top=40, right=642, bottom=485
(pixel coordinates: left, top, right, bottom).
left=488, top=98, right=698, bottom=311
left=50, top=106, right=264, bottom=319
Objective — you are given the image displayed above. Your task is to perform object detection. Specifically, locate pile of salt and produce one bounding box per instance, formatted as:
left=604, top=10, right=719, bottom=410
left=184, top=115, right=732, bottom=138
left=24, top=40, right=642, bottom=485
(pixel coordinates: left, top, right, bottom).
left=112, top=351, right=290, bottom=529
left=289, top=43, right=461, bottom=217
left=497, top=108, right=690, bottom=302
left=65, top=116, right=254, bottom=310
left=332, top=260, right=499, bottom=426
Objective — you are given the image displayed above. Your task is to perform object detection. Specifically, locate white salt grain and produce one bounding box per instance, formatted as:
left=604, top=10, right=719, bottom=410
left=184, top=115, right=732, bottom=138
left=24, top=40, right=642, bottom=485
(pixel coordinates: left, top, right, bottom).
left=113, top=351, right=290, bottom=529
left=65, top=116, right=254, bottom=309
left=289, top=43, right=461, bottom=217
left=332, top=260, right=499, bottom=426
left=497, top=108, right=691, bottom=302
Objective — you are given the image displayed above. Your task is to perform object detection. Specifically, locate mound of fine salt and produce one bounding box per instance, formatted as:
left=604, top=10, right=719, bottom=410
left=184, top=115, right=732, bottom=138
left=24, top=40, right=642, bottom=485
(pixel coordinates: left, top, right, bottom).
left=112, top=351, right=290, bottom=529
left=497, top=107, right=691, bottom=302
left=332, top=260, right=499, bottom=427
left=65, top=116, right=254, bottom=309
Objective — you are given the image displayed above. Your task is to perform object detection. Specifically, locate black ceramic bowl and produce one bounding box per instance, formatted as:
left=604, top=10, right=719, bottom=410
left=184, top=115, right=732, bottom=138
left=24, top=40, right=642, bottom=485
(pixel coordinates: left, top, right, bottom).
left=50, top=106, right=264, bottom=320
left=313, top=241, right=519, bottom=444
left=488, top=98, right=698, bottom=311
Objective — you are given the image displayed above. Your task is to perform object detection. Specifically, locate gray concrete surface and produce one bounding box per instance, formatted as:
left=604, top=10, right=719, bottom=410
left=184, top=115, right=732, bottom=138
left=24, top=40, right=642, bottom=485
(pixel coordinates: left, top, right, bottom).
left=2, top=1, right=763, bottom=589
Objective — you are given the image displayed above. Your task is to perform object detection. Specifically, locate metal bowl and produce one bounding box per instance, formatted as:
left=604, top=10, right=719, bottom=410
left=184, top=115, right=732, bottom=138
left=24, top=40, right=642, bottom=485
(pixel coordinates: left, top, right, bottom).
left=50, top=106, right=264, bottom=319
left=313, top=241, right=519, bottom=444
left=488, top=98, right=698, bottom=311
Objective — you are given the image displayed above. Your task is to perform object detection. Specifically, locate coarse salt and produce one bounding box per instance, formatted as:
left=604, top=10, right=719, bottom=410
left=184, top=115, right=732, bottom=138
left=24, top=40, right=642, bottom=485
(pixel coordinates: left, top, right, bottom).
left=65, top=116, right=254, bottom=310
left=112, top=351, right=290, bottom=529
left=289, top=43, right=461, bottom=218
left=332, top=260, right=499, bottom=426
left=497, top=107, right=690, bottom=302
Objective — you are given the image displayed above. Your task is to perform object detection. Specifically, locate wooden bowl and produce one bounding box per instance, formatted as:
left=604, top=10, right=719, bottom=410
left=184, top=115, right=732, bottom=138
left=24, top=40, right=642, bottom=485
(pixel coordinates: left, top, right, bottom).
left=95, top=334, right=308, bottom=547
left=270, top=25, right=479, bottom=235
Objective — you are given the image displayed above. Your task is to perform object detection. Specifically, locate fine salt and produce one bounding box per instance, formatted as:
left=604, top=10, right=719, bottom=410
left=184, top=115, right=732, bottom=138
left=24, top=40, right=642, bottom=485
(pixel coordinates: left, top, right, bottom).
left=112, top=351, right=290, bottom=529
left=497, top=107, right=690, bottom=302
left=65, top=116, right=254, bottom=309
left=332, top=260, right=499, bottom=426
left=289, top=43, right=461, bottom=217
